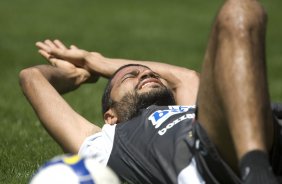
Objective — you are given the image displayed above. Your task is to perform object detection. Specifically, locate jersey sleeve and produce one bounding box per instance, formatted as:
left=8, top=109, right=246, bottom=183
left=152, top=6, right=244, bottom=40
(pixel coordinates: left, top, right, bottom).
left=78, top=124, right=116, bottom=166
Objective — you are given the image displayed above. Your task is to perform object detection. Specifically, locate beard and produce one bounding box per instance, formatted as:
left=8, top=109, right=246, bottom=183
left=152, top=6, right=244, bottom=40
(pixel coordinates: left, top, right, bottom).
left=111, top=86, right=176, bottom=123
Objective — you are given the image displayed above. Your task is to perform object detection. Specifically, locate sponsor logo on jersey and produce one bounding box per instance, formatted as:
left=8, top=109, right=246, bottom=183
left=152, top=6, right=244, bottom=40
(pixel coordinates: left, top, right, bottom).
left=148, top=106, right=195, bottom=135
left=158, top=113, right=195, bottom=135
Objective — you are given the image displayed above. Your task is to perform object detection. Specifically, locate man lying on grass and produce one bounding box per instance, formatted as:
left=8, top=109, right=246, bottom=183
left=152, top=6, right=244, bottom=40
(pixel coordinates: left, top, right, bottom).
left=20, top=0, right=282, bottom=183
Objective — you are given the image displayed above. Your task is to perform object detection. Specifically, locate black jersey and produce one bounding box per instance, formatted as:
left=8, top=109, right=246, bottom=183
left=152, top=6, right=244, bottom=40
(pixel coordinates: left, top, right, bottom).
left=83, top=104, right=282, bottom=184
left=107, top=105, right=199, bottom=184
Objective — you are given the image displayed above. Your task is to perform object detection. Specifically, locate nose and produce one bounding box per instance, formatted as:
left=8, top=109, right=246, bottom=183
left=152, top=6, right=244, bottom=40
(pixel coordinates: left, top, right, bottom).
left=140, top=70, right=156, bottom=81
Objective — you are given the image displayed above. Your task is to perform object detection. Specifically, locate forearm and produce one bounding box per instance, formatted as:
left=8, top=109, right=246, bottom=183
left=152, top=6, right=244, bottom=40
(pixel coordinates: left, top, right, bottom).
left=85, top=53, right=200, bottom=105
left=19, top=66, right=71, bottom=123
left=85, top=52, right=199, bottom=87
left=19, top=65, right=100, bottom=152
left=85, top=52, right=172, bottom=78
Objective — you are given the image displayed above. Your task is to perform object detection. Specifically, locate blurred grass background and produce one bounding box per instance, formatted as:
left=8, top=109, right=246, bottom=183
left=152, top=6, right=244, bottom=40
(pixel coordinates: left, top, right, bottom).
left=0, top=0, right=281, bottom=183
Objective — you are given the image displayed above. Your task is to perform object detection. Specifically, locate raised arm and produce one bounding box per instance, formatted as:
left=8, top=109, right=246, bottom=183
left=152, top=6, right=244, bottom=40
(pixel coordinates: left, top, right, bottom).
left=86, top=55, right=199, bottom=105
left=19, top=62, right=101, bottom=153
left=36, top=39, right=200, bottom=105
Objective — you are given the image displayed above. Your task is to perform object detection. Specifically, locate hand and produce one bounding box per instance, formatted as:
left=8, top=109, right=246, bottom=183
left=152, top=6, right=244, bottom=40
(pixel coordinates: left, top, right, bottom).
left=36, top=39, right=99, bottom=83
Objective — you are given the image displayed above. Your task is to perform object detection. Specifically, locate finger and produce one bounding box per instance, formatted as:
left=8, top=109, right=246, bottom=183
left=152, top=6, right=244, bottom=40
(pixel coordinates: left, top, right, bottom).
left=76, top=68, right=91, bottom=82
left=36, top=42, right=51, bottom=53
left=49, top=58, right=61, bottom=67
left=48, top=47, right=68, bottom=59
left=54, top=39, right=67, bottom=49
left=38, top=50, right=51, bottom=59
left=40, top=41, right=67, bottom=58
left=70, top=45, right=78, bottom=50
left=44, top=39, right=57, bottom=49
left=49, top=58, right=75, bottom=70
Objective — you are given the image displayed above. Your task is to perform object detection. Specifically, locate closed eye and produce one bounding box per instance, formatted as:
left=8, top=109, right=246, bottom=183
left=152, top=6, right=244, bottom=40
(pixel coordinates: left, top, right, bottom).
left=152, top=72, right=161, bottom=79
left=121, top=71, right=139, bottom=83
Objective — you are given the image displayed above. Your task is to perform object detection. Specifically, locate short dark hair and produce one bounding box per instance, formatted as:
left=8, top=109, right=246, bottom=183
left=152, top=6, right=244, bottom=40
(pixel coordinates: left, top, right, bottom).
left=101, top=64, right=150, bottom=115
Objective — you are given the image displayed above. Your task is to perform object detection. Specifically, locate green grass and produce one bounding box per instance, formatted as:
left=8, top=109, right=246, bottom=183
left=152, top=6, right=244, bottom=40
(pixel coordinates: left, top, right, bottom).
left=0, top=0, right=281, bottom=183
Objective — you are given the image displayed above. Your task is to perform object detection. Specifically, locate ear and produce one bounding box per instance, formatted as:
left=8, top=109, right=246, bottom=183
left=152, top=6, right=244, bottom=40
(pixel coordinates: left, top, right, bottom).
left=104, top=109, right=118, bottom=125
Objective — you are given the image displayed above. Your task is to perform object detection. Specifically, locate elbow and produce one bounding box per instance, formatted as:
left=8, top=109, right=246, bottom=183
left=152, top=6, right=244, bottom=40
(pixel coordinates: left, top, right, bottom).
left=19, top=68, right=40, bottom=91
left=189, top=70, right=200, bottom=80
left=187, top=70, right=200, bottom=90
left=19, top=68, right=31, bottom=88
left=182, top=69, right=200, bottom=85
left=180, top=69, right=200, bottom=92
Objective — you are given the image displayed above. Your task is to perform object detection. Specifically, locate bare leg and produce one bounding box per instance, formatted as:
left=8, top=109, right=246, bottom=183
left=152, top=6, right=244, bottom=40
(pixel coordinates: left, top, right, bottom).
left=197, top=0, right=273, bottom=174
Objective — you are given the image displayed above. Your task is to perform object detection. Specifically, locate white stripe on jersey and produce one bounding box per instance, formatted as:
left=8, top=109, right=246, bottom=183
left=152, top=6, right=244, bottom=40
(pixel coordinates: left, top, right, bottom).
left=177, top=158, right=205, bottom=184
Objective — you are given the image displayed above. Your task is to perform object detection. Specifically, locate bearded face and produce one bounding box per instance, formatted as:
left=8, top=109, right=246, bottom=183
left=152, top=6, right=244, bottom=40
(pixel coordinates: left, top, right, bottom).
left=104, top=65, right=177, bottom=123
left=111, top=86, right=176, bottom=123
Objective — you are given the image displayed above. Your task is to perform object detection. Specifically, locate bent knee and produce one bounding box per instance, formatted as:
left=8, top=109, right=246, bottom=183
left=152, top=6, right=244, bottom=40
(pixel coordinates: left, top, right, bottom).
left=216, top=0, right=267, bottom=37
